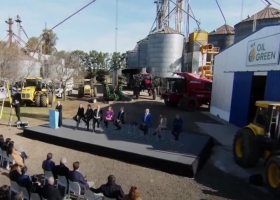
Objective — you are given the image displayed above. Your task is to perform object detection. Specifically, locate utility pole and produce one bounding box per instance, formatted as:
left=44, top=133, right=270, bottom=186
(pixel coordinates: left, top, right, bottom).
left=5, top=18, right=13, bottom=48
left=15, top=15, right=22, bottom=46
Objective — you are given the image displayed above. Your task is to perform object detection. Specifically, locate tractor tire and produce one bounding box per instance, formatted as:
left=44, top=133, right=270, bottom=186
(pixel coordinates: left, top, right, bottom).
left=265, top=155, right=280, bottom=197
left=35, top=95, right=41, bottom=107
left=40, top=95, right=48, bottom=107
left=178, top=97, right=198, bottom=111
left=233, top=128, right=261, bottom=168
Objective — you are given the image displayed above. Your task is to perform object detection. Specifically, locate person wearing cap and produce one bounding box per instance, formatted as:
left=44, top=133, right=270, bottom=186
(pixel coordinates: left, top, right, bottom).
left=52, top=157, right=69, bottom=179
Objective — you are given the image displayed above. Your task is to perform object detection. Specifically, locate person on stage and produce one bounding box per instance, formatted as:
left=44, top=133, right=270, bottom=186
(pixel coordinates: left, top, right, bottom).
left=172, top=114, right=183, bottom=141
left=113, top=107, right=125, bottom=130
left=153, top=113, right=167, bottom=139
left=84, top=104, right=93, bottom=131
left=73, top=104, right=85, bottom=130
left=55, top=101, right=62, bottom=128
left=93, top=105, right=103, bottom=132
left=104, top=106, right=114, bottom=129
left=139, top=108, right=152, bottom=135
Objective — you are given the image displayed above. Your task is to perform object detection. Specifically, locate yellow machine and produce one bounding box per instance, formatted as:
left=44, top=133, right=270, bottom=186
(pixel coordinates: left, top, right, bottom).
left=233, top=101, right=280, bottom=196
left=21, top=77, right=55, bottom=107
left=198, top=44, right=220, bottom=80
left=78, top=79, right=94, bottom=98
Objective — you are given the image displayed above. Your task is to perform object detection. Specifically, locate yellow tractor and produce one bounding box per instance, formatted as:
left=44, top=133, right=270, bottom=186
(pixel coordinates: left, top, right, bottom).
left=233, top=101, right=280, bottom=196
left=21, top=77, right=55, bottom=107
left=78, top=79, right=94, bottom=98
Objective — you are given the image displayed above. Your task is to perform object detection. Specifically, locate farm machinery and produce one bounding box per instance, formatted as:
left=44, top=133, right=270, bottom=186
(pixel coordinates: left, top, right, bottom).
left=233, top=101, right=280, bottom=196
left=20, top=77, right=55, bottom=107
left=160, top=72, right=212, bottom=111
left=78, top=79, right=94, bottom=98
left=132, top=73, right=161, bottom=100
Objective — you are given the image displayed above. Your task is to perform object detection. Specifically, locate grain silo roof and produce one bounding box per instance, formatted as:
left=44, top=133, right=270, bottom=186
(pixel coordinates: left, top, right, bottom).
left=209, top=24, right=235, bottom=35
left=238, top=6, right=280, bottom=24
left=149, top=26, right=182, bottom=35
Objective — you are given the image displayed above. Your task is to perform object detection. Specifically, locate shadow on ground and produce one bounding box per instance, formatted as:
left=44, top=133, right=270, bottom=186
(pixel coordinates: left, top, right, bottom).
left=20, top=113, right=49, bottom=122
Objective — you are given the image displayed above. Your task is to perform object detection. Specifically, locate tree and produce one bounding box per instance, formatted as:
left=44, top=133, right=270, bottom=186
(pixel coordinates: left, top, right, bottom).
left=41, top=29, right=58, bottom=55
left=26, top=37, right=40, bottom=53
left=110, top=52, right=127, bottom=70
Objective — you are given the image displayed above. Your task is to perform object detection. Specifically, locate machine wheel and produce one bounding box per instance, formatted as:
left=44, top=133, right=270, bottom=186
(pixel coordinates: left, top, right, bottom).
left=40, top=95, right=48, bottom=107
left=265, top=155, right=280, bottom=196
left=35, top=95, right=41, bottom=107
left=233, top=128, right=261, bottom=168
left=179, top=97, right=198, bottom=111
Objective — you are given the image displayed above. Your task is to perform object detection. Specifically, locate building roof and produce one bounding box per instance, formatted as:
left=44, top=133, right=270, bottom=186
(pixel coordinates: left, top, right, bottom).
left=149, top=26, right=182, bottom=35
left=209, top=24, right=235, bottom=35
left=238, top=6, right=280, bottom=24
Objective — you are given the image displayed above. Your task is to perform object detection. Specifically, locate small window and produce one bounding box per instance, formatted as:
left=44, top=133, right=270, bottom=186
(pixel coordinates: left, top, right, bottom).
left=254, top=107, right=268, bottom=127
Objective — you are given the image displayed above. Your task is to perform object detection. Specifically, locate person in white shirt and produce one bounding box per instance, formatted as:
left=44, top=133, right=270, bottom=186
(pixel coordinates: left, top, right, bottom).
left=92, top=105, right=103, bottom=132
left=153, top=114, right=167, bottom=139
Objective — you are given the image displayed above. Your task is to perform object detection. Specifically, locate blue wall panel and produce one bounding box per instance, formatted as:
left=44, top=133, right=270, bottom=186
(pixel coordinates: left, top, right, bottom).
left=265, top=71, right=280, bottom=101
left=229, top=72, right=253, bottom=127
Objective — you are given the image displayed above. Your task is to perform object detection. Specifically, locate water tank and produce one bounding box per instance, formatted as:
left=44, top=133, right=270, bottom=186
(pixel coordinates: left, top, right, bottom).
left=137, top=37, right=148, bottom=68
left=127, top=51, right=138, bottom=69
left=234, top=6, right=280, bottom=43
left=208, top=24, right=235, bottom=52
left=147, top=26, right=184, bottom=77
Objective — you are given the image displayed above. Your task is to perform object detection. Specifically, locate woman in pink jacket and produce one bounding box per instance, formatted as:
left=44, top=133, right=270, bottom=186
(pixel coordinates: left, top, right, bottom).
left=104, top=106, right=114, bottom=129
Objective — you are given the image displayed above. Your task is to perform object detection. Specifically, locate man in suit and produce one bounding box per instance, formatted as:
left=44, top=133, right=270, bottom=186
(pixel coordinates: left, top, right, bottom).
left=90, top=175, right=124, bottom=200
left=83, top=104, right=94, bottom=131
left=172, top=114, right=183, bottom=141
left=139, top=108, right=152, bottom=135
left=42, top=153, right=55, bottom=172
left=12, top=95, right=21, bottom=122
left=92, top=105, right=103, bottom=132
left=52, top=157, right=69, bottom=179
left=73, top=104, right=85, bottom=130
left=68, top=162, right=95, bottom=191
left=113, top=107, right=125, bottom=130
left=17, top=166, right=32, bottom=190
left=41, top=177, right=62, bottom=200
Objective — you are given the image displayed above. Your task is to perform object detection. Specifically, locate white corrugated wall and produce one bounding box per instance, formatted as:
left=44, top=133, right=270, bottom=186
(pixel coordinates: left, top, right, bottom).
left=210, top=25, right=280, bottom=121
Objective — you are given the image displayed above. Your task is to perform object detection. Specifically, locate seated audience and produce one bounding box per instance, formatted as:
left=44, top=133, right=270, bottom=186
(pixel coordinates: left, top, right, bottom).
left=42, top=153, right=55, bottom=171
left=172, top=114, right=183, bottom=141
left=139, top=108, right=152, bottom=135
left=17, top=166, right=32, bottom=190
left=104, top=106, right=114, bottom=129
left=68, top=161, right=94, bottom=190
left=53, top=157, right=69, bottom=179
left=1, top=138, right=11, bottom=151
left=90, top=175, right=124, bottom=200
left=14, top=192, right=24, bottom=200
left=153, top=113, right=167, bottom=139
left=41, top=177, right=62, bottom=200
left=9, top=164, right=21, bottom=182
left=113, top=107, right=125, bottom=130
left=7, top=141, right=28, bottom=167
left=0, top=134, right=4, bottom=149
left=30, top=175, right=42, bottom=194
left=124, top=186, right=143, bottom=200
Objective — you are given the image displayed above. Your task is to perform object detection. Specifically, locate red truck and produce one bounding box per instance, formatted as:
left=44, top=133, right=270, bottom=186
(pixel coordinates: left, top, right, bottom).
left=160, top=72, right=212, bottom=111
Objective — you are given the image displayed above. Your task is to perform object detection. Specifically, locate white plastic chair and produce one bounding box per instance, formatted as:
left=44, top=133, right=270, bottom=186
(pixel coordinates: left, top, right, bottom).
left=30, top=193, right=41, bottom=200
left=10, top=180, right=19, bottom=197
left=18, top=185, right=30, bottom=200
left=57, top=175, right=68, bottom=196
left=84, top=190, right=104, bottom=200
left=68, top=180, right=82, bottom=199
left=43, top=170, right=54, bottom=185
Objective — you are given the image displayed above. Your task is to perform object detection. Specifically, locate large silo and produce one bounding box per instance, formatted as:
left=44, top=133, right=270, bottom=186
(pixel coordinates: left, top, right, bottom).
left=234, top=6, right=280, bottom=43
left=137, top=37, right=148, bottom=70
left=209, top=24, right=234, bottom=52
left=147, top=26, right=184, bottom=77
left=127, top=51, right=139, bottom=69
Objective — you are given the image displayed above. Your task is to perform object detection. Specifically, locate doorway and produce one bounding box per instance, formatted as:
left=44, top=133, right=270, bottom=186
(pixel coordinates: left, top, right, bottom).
left=247, top=75, right=267, bottom=123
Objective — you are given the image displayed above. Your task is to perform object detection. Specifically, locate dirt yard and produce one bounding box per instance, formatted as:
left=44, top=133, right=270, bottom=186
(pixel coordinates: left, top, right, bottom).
left=0, top=94, right=277, bottom=200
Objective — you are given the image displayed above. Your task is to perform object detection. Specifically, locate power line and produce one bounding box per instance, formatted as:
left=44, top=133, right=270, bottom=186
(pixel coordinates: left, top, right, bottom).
left=271, top=0, right=280, bottom=6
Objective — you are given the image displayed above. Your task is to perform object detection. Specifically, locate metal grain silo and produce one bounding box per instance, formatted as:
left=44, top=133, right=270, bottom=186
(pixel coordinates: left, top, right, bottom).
left=209, top=24, right=234, bottom=52
left=147, top=26, right=184, bottom=77
left=137, top=37, right=148, bottom=69
left=127, top=51, right=139, bottom=69
left=234, top=6, right=280, bottom=43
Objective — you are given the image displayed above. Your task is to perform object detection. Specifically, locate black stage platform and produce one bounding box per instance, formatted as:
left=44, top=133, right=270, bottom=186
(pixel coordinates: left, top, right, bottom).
left=23, top=119, right=214, bottom=177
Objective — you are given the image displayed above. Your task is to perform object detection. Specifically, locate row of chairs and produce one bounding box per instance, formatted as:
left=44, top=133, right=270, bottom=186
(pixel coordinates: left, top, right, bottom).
left=0, top=148, right=15, bottom=170
left=43, top=171, right=114, bottom=200
left=101, top=122, right=184, bottom=147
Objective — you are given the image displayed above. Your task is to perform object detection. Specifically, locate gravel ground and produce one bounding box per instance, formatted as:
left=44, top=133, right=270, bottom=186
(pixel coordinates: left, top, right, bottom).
left=0, top=97, right=277, bottom=200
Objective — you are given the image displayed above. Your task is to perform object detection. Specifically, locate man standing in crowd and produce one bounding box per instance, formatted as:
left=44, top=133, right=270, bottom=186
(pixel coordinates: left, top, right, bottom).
left=84, top=104, right=93, bottom=131
left=93, top=105, right=103, bottom=132
left=12, top=94, right=21, bottom=123
left=114, top=107, right=125, bottom=131
left=73, top=104, right=84, bottom=130
left=139, top=108, right=152, bottom=135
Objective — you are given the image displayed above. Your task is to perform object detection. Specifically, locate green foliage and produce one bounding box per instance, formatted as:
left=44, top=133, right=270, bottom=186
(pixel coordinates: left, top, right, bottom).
left=103, top=83, right=123, bottom=101
left=96, top=69, right=109, bottom=84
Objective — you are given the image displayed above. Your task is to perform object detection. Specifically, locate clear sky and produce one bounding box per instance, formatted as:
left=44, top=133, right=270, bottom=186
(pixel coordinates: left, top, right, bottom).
left=0, top=0, right=279, bottom=53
